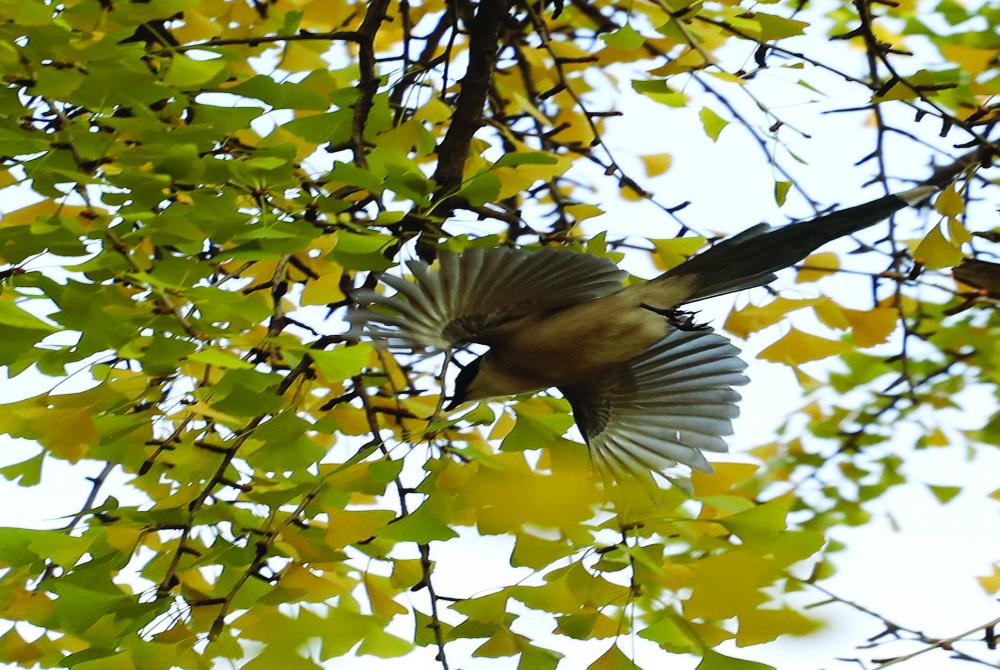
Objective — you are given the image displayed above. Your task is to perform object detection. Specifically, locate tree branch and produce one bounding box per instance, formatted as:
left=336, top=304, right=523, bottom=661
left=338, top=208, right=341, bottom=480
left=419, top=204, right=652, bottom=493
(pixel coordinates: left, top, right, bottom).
left=431, top=0, right=509, bottom=202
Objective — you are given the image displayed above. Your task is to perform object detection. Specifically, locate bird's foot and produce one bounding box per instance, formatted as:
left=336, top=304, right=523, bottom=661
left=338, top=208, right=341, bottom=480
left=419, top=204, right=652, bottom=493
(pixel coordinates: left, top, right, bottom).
left=639, top=303, right=711, bottom=332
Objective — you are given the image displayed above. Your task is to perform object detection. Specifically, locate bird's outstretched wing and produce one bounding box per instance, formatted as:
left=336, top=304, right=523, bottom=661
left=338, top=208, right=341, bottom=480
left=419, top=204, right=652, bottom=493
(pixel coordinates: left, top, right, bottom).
left=560, top=327, right=749, bottom=478
left=349, top=247, right=628, bottom=349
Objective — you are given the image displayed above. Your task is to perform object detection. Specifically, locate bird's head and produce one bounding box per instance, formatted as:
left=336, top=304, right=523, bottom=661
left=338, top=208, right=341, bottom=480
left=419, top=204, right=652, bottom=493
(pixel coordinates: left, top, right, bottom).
left=445, top=353, right=544, bottom=410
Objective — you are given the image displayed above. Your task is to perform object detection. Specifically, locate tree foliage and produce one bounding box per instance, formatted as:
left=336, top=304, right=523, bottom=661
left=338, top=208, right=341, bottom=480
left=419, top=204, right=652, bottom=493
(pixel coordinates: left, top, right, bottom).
left=0, top=0, right=997, bottom=669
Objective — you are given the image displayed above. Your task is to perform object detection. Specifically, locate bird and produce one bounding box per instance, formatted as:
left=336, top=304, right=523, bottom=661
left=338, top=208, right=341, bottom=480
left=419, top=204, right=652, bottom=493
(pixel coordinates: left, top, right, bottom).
left=348, top=186, right=936, bottom=480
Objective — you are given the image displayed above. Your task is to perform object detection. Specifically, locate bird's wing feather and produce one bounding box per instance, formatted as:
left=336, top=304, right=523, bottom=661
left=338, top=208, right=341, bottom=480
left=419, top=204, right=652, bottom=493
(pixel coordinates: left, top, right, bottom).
left=349, top=247, right=628, bottom=349
left=561, top=327, right=749, bottom=479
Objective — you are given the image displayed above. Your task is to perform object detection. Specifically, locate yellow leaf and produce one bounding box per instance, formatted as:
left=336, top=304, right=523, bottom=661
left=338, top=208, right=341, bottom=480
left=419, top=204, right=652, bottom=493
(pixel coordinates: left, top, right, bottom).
left=812, top=299, right=850, bottom=330
left=19, top=407, right=99, bottom=461
left=724, top=298, right=820, bottom=339
left=692, top=462, right=759, bottom=498
left=684, top=550, right=773, bottom=619
left=565, top=204, right=604, bottom=222
left=474, top=628, right=521, bottom=658
left=280, top=41, right=328, bottom=71
left=792, top=366, right=821, bottom=390
left=755, top=13, right=809, bottom=40
left=278, top=564, right=351, bottom=602
left=651, top=236, right=705, bottom=271
left=364, top=574, right=408, bottom=620
left=925, top=427, right=949, bottom=447
left=488, top=411, right=516, bottom=441
left=978, top=565, right=1000, bottom=594
left=842, top=307, right=897, bottom=347
left=948, top=217, right=972, bottom=244
left=758, top=328, right=849, bottom=365
left=940, top=44, right=996, bottom=77
left=324, top=509, right=395, bottom=548
left=934, top=187, right=965, bottom=217
left=390, top=559, right=424, bottom=590
left=914, top=223, right=964, bottom=270
left=640, top=153, right=672, bottom=177
left=796, top=251, right=840, bottom=283
left=736, top=607, right=820, bottom=646
left=495, top=154, right=572, bottom=199
left=329, top=405, right=370, bottom=435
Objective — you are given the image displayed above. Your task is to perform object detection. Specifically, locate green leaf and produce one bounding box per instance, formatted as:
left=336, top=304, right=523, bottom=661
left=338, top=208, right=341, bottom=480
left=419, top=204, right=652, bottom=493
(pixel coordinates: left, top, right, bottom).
left=719, top=497, right=792, bottom=543
left=453, top=174, right=501, bottom=207
left=756, top=13, right=809, bottom=41
left=310, top=344, right=372, bottom=381
left=494, top=151, right=560, bottom=168
left=163, top=55, right=227, bottom=87
left=928, top=484, right=961, bottom=504
left=601, top=24, right=645, bottom=50
left=0, top=451, right=43, bottom=486
left=699, top=107, right=729, bottom=141
left=774, top=180, right=792, bottom=205
left=696, top=650, right=776, bottom=670
left=188, top=347, right=255, bottom=369
left=226, top=75, right=328, bottom=110
left=0, top=301, right=56, bottom=331
left=638, top=615, right=699, bottom=653
left=518, top=644, right=563, bottom=670
left=587, top=644, right=641, bottom=670
left=632, top=80, right=688, bottom=106
left=380, top=501, right=458, bottom=543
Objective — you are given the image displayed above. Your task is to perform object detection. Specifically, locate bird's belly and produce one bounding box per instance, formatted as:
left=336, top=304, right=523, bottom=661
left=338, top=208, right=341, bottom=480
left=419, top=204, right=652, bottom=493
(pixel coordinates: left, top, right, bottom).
left=494, top=299, right=669, bottom=388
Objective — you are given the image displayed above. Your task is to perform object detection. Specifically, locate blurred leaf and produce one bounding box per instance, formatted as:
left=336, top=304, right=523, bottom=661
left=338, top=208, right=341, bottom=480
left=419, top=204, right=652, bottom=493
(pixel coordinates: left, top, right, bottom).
left=796, top=252, right=840, bottom=282
left=588, top=644, right=641, bottom=670
left=927, top=484, right=961, bottom=504
left=696, top=650, right=776, bottom=670
left=602, top=24, right=645, bottom=50
left=699, top=107, right=729, bottom=141
left=758, top=328, right=849, bottom=365
left=914, top=223, right=965, bottom=269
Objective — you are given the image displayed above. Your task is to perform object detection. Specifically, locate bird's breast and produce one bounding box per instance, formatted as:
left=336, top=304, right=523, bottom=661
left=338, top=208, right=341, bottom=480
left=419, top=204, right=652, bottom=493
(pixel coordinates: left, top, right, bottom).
left=491, top=293, right=670, bottom=388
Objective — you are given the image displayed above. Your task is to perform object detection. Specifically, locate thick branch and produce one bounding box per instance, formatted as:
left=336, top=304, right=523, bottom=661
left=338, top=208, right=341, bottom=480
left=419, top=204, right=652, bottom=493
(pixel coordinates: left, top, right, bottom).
left=352, top=0, right=392, bottom=167
left=431, top=0, right=509, bottom=201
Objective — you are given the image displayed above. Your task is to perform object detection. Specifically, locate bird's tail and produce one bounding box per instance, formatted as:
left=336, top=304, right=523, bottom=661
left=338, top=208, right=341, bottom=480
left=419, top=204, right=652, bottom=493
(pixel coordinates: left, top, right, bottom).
left=657, top=186, right=936, bottom=304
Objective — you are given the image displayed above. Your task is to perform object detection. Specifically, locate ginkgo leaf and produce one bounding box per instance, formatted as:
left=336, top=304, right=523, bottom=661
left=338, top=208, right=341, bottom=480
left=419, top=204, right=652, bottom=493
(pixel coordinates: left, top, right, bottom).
left=601, top=24, right=645, bottom=50
left=641, top=153, right=673, bottom=177
left=927, top=484, right=961, bottom=504
left=756, top=13, right=809, bottom=41
left=978, top=565, right=1000, bottom=594
left=696, top=650, right=776, bottom=670
left=735, top=608, right=819, bottom=646
left=842, top=308, right=898, bottom=347
left=774, top=181, right=791, bottom=206
left=652, top=236, right=706, bottom=271
left=758, top=328, right=849, bottom=365
left=914, top=223, right=965, bottom=269
left=566, top=204, right=605, bottom=222
left=934, top=186, right=965, bottom=217
left=301, top=266, right=346, bottom=305
left=588, top=644, right=641, bottom=670
left=796, top=252, right=840, bottom=282
left=725, top=298, right=820, bottom=339
left=700, top=107, right=729, bottom=141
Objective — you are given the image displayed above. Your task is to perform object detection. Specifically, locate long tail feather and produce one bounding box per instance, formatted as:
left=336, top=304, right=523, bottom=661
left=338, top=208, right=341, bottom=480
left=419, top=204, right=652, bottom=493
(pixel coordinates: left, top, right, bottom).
left=661, top=186, right=936, bottom=303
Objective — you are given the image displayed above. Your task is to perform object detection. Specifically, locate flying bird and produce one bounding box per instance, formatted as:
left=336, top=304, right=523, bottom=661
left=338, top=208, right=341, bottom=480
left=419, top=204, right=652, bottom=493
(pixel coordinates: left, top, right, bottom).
left=349, top=186, right=935, bottom=480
